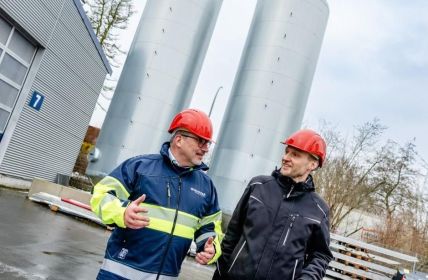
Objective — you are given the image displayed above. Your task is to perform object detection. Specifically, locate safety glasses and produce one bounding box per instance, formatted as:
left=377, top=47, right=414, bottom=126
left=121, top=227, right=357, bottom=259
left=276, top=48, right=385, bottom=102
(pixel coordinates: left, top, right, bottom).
left=179, top=133, right=212, bottom=148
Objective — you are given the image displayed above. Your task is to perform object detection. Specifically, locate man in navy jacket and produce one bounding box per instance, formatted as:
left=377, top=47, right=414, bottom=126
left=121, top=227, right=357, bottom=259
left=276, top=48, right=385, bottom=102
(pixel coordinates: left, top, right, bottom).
left=91, top=109, right=223, bottom=280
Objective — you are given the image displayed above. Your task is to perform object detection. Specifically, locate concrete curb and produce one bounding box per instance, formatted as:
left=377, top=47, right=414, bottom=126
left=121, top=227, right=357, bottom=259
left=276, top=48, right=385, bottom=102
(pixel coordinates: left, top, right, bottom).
left=0, top=174, right=31, bottom=190
left=29, top=177, right=92, bottom=205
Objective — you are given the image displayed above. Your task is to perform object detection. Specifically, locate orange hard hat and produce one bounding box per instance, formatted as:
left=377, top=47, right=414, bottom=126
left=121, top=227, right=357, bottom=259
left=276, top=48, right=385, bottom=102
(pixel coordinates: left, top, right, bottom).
left=168, top=109, right=213, bottom=141
left=282, top=129, right=326, bottom=167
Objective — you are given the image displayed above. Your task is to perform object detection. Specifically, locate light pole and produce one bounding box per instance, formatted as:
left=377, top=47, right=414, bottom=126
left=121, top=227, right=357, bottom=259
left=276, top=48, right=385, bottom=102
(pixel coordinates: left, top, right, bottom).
left=209, top=86, right=223, bottom=117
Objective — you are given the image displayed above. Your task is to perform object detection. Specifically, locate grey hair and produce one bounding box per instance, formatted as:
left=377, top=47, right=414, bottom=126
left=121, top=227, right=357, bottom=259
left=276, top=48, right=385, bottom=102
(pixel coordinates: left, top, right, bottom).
left=170, top=129, right=180, bottom=142
left=170, top=129, right=189, bottom=142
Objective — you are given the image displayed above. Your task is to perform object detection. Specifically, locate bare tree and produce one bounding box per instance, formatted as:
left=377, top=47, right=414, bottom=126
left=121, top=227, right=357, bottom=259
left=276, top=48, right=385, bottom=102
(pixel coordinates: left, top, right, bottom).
left=313, top=120, right=428, bottom=269
left=82, top=0, right=134, bottom=66
left=314, top=119, right=387, bottom=231
left=375, top=146, right=428, bottom=260
left=373, top=141, right=418, bottom=224
left=81, top=0, right=135, bottom=101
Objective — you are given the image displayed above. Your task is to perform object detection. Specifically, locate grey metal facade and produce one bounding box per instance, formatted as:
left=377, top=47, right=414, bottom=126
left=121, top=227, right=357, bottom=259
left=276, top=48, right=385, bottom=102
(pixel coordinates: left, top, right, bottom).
left=89, top=0, right=223, bottom=175
left=209, top=0, right=329, bottom=214
left=0, top=0, right=110, bottom=181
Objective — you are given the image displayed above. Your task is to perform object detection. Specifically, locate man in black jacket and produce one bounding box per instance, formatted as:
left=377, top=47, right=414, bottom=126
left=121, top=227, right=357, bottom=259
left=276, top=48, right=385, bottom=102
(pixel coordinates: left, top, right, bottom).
left=213, top=129, right=333, bottom=280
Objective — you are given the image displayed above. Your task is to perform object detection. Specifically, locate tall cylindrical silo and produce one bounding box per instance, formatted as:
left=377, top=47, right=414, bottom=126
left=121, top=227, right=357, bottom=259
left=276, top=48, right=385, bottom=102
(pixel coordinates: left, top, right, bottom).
left=89, top=0, right=223, bottom=175
left=209, top=0, right=329, bottom=214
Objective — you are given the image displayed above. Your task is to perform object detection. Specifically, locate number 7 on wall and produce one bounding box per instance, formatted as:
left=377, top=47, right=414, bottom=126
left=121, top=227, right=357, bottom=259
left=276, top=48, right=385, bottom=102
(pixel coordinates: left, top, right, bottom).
left=29, top=91, right=45, bottom=111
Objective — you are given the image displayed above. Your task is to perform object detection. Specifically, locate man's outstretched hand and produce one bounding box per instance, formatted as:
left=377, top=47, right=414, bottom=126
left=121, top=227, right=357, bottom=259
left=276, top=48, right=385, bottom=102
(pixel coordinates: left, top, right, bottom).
left=124, top=194, right=150, bottom=229
left=195, top=237, right=215, bottom=265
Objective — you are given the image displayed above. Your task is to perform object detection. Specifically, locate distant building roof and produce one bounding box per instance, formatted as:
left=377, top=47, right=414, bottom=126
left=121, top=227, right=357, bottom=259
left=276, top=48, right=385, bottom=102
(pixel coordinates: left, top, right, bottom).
left=72, top=0, right=112, bottom=74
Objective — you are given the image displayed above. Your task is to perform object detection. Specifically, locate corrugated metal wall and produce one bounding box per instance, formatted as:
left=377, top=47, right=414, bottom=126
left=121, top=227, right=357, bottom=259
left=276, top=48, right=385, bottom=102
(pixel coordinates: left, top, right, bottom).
left=0, top=0, right=108, bottom=181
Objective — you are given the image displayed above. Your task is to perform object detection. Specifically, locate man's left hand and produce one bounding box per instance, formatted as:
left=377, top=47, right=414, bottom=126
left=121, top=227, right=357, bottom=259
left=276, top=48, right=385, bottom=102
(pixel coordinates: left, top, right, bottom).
left=195, top=237, right=215, bottom=265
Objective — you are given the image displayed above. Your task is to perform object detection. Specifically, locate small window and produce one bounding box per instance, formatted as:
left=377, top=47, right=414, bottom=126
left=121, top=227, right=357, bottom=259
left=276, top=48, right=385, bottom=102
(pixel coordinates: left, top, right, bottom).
left=0, top=80, right=19, bottom=108
left=0, top=16, right=12, bottom=45
left=0, top=53, right=28, bottom=85
left=9, top=31, right=36, bottom=63
left=0, top=108, right=9, bottom=132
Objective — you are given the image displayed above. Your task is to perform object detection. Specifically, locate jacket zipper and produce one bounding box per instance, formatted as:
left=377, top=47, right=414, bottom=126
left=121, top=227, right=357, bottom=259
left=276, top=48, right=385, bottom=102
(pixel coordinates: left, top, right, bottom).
left=292, top=259, right=299, bottom=280
left=286, top=186, right=294, bottom=198
left=282, top=214, right=297, bottom=246
left=156, top=177, right=182, bottom=280
left=216, top=261, right=222, bottom=276
left=266, top=214, right=298, bottom=277
left=227, top=240, right=247, bottom=273
left=166, top=182, right=171, bottom=208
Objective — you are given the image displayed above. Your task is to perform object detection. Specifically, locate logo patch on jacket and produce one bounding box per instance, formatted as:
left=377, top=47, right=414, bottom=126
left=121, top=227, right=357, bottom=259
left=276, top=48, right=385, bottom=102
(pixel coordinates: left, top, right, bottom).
left=190, top=187, right=206, bottom=198
left=118, top=248, right=128, bottom=259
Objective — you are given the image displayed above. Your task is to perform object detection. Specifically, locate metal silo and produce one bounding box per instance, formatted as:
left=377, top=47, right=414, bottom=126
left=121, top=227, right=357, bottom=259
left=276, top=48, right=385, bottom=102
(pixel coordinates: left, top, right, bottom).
left=89, top=0, right=223, bottom=175
left=209, top=0, right=329, bottom=214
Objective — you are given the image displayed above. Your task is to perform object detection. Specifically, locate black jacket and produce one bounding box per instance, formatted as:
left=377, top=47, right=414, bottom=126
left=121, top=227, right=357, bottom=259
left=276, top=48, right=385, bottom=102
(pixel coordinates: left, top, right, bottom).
left=213, top=170, right=333, bottom=280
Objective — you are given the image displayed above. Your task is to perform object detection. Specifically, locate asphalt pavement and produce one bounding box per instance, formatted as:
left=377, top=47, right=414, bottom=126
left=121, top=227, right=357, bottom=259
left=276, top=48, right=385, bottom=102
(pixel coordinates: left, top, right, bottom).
left=0, top=187, right=214, bottom=280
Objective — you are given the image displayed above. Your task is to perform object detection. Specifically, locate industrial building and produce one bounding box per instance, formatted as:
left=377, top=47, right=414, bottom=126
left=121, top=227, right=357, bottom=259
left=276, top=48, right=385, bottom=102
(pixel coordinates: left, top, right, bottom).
left=0, top=0, right=111, bottom=184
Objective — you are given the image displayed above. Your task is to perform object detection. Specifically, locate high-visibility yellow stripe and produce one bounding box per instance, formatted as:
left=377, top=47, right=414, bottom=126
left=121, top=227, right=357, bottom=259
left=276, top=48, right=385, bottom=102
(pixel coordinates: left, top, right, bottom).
left=90, top=192, right=126, bottom=228
left=139, top=203, right=200, bottom=239
left=90, top=176, right=129, bottom=228
left=101, top=199, right=126, bottom=228
left=146, top=217, right=195, bottom=239
left=199, top=211, right=222, bottom=228
left=96, top=176, right=130, bottom=200
left=140, top=203, right=199, bottom=228
left=141, top=203, right=199, bottom=219
left=208, top=217, right=223, bottom=264
left=98, top=193, right=117, bottom=220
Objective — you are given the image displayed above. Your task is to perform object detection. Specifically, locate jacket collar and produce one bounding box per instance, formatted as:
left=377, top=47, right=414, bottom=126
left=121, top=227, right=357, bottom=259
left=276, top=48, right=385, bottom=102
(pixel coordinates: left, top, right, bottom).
left=272, top=169, right=315, bottom=198
left=160, top=142, right=209, bottom=175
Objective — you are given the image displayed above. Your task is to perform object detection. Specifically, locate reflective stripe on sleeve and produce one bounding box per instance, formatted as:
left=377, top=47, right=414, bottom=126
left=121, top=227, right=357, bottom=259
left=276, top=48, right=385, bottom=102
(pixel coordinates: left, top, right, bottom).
left=195, top=232, right=217, bottom=243
left=98, top=193, right=117, bottom=221
left=198, top=211, right=223, bottom=264
left=198, top=211, right=222, bottom=228
left=90, top=176, right=129, bottom=227
left=97, top=176, right=130, bottom=200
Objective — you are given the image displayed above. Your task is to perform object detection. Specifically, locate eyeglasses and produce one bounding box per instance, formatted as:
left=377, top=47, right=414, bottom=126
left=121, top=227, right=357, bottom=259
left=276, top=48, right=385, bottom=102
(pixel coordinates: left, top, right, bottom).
left=179, top=133, right=212, bottom=148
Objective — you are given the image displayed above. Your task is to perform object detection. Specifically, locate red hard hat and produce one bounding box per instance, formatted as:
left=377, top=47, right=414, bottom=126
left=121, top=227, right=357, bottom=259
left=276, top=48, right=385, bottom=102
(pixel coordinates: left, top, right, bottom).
left=282, top=129, right=326, bottom=167
left=168, top=109, right=213, bottom=141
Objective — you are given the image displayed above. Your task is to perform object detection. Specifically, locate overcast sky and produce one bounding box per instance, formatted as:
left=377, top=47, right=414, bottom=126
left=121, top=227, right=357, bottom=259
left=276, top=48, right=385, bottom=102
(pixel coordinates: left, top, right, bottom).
left=91, top=0, right=428, bottom=174
left=304, top=1, right=428, bottom=170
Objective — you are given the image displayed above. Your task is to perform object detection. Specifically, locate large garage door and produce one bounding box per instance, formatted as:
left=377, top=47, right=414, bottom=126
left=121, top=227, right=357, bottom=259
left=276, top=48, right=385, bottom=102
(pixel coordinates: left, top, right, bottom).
left=0, top=15, right=36, bottom=142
